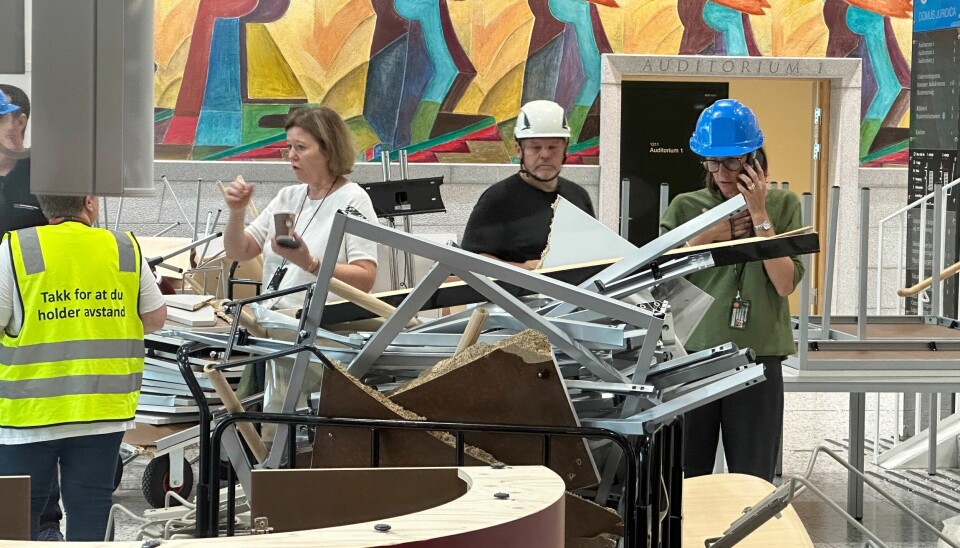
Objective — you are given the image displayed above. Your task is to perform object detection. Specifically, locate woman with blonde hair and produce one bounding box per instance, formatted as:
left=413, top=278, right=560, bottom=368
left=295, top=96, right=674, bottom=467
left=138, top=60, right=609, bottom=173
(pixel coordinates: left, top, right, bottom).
left=223, top=106, right=378, bottom=308
left=222, top=106, right=379, bottom=438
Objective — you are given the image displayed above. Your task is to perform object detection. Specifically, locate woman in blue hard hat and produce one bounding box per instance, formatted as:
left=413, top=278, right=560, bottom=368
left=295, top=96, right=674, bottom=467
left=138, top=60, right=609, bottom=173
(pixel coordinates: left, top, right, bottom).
left=659, top=99, right=804, bottom=482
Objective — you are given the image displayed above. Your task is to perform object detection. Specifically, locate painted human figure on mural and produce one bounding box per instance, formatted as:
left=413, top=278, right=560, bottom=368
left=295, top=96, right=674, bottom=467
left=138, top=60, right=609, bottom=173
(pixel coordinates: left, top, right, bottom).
left=823, top=0, right=911, bottom=160
left=363, top=0, right=476, bottom=151
left=162, top=0, right=260, bottom=146
left=676, top=0, right=911, bottom=162
left=677, top=0, right=764, bottom=56
left=392, top=0, right=475, bottom=144
left=162, top=0, right=296, bottom=148
left=150, top=0, right=915, bottom=166
left=524, top=0, right=617, bottom=145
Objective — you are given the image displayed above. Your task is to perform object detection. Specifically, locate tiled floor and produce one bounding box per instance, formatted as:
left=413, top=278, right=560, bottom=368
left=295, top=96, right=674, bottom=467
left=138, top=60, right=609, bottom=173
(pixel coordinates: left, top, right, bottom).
left=87, top=391, right=960, bottom=544
left=782, top=392, right=957, bottom=548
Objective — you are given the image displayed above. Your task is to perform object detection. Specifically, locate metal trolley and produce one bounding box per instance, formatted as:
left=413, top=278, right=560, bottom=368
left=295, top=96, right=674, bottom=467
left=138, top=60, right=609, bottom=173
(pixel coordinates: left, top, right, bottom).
left=177, top=341, right=686, bottom=548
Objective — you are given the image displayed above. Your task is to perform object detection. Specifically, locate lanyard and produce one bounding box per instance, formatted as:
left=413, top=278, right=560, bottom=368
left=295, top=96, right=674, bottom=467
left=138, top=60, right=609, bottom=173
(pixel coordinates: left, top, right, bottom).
left=733, top=263, right=747, bottom=300
left=276, top=183, right=332, bottom=269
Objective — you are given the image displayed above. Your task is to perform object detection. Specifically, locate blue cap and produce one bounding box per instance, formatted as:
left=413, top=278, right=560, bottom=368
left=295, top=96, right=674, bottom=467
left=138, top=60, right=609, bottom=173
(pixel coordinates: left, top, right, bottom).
left=0, top=91, right=20, bottom=116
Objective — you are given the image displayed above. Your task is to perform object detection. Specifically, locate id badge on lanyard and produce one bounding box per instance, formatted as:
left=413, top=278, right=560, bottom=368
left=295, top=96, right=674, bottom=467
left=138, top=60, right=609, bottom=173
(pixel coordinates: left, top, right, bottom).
left=730, top=295, right=750, bottom=329
left=729, top=264, right=749, bottom=330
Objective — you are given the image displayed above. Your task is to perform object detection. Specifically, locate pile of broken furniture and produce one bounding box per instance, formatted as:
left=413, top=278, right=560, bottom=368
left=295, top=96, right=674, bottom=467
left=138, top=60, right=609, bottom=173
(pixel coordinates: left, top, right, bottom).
left=158, top=194, right=817, bottom=547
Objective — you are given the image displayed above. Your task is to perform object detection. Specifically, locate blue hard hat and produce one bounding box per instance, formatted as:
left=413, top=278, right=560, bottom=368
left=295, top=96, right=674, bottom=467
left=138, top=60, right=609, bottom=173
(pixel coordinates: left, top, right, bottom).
left=0, top=91, right=20, bottom=116
left=689, top=99, right=763, bottom=157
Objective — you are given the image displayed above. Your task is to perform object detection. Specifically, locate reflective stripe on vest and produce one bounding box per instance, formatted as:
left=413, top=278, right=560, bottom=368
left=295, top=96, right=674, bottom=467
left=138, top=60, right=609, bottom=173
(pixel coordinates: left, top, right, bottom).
left=0, top=372, right=143, bottom=399
left=0, top=223, right=144, bottom=429
left=0, top=339, right=145, bottom=368
left=112, top=230, right=137, bottom=273
left=17, top=227, right=45, bottom=274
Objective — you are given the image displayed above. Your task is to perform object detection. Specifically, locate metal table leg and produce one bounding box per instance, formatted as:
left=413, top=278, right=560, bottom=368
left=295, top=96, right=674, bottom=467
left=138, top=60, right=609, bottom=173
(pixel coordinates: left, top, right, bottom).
left=847, top=392, right=866, bottom=519
left=929, top=392, right=939, bottom=475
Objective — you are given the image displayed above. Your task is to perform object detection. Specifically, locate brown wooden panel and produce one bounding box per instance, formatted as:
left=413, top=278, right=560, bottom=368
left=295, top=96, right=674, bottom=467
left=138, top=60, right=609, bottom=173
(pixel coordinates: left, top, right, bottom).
left=390, top=330, right=600, bottom=490
left=0, top=476, right=30, bottom=540
left=565, top=492, right=624, bottom=542
left=311, top=364, right=492, bottom=468
left=250, top=468, right=467, bottom=533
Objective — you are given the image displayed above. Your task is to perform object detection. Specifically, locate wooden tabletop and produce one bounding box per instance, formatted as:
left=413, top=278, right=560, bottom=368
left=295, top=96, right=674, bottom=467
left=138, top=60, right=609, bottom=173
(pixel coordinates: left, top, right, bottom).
left=0, top=466, right=566, bottom=547
left=683, top=473, right=813, bottom=548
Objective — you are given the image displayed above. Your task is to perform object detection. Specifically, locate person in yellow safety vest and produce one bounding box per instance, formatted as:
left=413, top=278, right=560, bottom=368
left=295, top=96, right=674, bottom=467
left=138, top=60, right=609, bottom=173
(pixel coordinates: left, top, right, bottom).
left=0, top=194, right=166, bottom=541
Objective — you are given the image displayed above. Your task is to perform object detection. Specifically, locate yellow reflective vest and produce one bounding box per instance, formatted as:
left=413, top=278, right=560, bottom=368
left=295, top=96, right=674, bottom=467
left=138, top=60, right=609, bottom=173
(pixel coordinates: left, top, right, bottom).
left=0, top=222, right=144, bottom=429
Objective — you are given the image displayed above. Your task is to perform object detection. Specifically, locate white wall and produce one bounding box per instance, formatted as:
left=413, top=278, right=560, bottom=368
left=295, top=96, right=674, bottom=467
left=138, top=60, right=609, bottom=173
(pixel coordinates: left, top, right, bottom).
left=106, top=161, right=600, bottom=243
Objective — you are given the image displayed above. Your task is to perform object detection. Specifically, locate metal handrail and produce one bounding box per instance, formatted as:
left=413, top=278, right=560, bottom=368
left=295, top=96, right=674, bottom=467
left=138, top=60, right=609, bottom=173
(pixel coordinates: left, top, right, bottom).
left=876, top=175, right=960, bottom=314
left=872, top=176, right=960, bottom=467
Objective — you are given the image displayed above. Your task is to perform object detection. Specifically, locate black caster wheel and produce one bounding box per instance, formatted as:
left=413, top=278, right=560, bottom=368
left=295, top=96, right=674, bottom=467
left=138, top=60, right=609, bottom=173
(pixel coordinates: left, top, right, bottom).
left=141, top=455, right=194, bottom=508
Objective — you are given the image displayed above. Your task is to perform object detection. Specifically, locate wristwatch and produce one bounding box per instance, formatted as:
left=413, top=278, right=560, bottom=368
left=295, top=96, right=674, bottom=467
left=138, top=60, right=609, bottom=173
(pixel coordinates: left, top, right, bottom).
left=753, top=219, right=773, bottom=232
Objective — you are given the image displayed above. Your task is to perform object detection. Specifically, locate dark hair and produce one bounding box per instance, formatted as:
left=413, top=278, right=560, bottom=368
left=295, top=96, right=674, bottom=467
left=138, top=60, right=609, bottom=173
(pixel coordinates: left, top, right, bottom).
left=704, top=146, right=769, bottom=192
left=0, top=84, right=30, bottom=119
left=284, top=106, right=355, bottom=178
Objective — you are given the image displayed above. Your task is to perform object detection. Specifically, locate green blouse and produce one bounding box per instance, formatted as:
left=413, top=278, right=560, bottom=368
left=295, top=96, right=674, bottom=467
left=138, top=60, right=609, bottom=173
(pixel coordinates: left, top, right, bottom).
left=659, top=187, right=804, bottom=357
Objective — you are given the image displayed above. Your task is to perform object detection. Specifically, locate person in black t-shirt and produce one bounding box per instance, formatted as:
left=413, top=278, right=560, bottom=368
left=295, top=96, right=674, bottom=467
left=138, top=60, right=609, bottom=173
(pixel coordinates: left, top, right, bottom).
left=0, top=85, right=46, bottom=234
left=0, top=85, right=63, bottom=542
left=461, top=100, right=594, bottom=269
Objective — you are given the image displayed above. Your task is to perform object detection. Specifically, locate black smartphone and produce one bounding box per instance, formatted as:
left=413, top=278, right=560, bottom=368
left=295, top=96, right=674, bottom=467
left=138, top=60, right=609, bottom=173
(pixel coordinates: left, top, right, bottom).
left=276, top=236, right=300, bottom=249
left=752, top=148, right=767, bottom=172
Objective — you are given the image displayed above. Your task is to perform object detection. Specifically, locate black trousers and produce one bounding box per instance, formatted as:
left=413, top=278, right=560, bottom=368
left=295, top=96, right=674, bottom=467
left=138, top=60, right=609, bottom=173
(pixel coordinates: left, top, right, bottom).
left=682, top=355, right=784, bottom=482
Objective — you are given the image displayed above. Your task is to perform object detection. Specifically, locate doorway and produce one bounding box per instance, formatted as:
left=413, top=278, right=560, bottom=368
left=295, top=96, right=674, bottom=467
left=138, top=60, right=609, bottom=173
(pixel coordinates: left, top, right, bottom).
left=619, top=81, right=728, bottom=248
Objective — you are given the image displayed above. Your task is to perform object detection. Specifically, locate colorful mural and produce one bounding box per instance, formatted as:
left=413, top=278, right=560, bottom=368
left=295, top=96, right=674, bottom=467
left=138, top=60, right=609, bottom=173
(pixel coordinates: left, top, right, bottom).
left=153, top=0, right=914, bottom=165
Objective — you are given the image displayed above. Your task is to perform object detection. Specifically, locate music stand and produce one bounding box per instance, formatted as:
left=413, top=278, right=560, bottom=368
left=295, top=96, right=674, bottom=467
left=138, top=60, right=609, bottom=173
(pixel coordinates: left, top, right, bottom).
left=360, top=176, right=446, bottom=218
left=359, top=176, right=446, bottom=290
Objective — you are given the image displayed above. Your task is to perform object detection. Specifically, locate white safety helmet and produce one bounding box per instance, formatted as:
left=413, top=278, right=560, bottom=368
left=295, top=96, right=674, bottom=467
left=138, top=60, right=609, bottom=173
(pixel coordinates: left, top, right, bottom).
left=514, top=100, right=571, bottom=140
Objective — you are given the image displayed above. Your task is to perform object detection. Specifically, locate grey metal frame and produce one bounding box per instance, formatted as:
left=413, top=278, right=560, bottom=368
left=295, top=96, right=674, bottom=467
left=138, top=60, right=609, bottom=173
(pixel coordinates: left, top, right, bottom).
left=544, top=194, right=748, bottom=317
left=387, top=312, right=629, bottom=349
left=820, top=185, right=840, bottom=338
left=591, top=252, right=716, bottom=301
left=582, top=363, right=765, bottom=435
left=348, top=263, right=449, bottom=377
left=858, top=187, right=870, bottom=340
left=452, top=268, right=630, bottom=383
left=176, top=200, right=787, bottom=517
left=788, top=178, right=960, bottom=517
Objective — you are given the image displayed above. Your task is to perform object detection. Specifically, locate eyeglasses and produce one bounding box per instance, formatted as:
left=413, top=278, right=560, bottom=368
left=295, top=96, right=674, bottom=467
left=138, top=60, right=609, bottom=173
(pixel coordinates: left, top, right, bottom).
left=520, top=142, right=566, bottom=156
left=701, top=156, right=748, bottom=173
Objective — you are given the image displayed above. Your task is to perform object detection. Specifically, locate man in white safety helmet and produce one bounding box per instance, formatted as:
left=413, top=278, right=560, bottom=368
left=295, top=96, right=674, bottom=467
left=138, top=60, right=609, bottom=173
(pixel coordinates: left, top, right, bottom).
left=461, top=100, right=594, bottom=269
